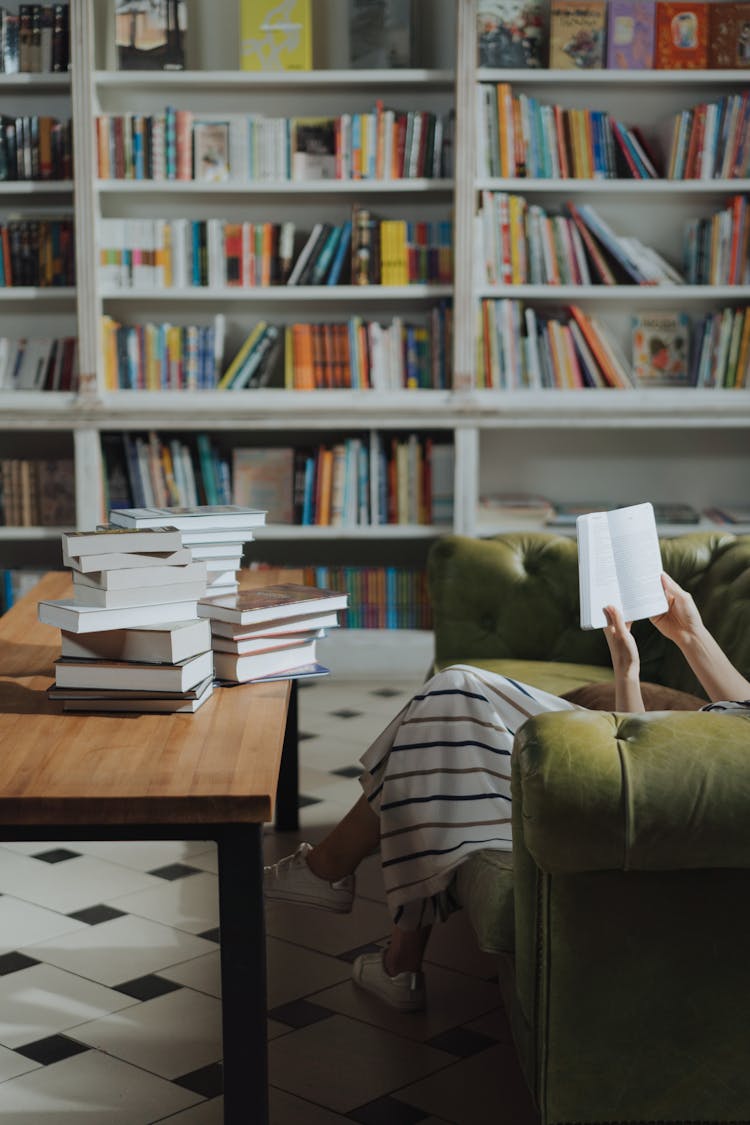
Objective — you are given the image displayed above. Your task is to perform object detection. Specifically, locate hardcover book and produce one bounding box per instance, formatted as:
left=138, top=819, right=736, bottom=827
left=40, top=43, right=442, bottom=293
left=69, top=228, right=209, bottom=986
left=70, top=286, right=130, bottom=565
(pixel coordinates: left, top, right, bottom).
left=239, top=0, right=312, bottom=71
left=654, top=1, right=709, bottom=67
left=708, top=1, right=750, bottom=67
left=197, top=583, right=348, bottom=626
left=632, top=311, right=691, bottom=385
left=477, top=0, right=548, bottom=68
left=606, top=0, right=656, bottom=67
left=349, top=0, right=414, bottom=68
left=549, top=0, right=606, bottom=67
left=232, top=448, right=295, bottom=524
left=577, top=502, right=668, bottom=630
left=108, top=505, right=267, bottom=530
left=115, top=0, right=186, bottom=71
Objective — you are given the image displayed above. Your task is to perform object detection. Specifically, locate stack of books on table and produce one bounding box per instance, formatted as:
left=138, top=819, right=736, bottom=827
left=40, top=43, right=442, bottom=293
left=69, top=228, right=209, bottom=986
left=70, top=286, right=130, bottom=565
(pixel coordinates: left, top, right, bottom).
left=197, top=583, right=349, bottom=685
left=37, top=525, right=214, bottom=713
left=108, top=504, right=266, bottom=597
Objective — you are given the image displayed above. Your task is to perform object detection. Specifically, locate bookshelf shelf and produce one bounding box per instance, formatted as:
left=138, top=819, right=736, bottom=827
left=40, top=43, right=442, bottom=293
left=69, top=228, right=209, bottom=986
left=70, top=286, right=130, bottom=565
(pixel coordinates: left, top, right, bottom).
left=474, top=285, right=750, bottom=302
left=477, top=68, right=750, bottom=87
left=0, top=182, right=75, bottom=195
left=0, top=74, right=71, bottom=90
left=465, top=388, right=750, bottom=426
left=94, top=180, right=455, bottom=196
left=0, top=288, right=76, bottom=302
left=0, top=526, right=72, bottom=541
left=93, top=68, right=456, bottom=90
left=100, top=285, right=454, bottom=303
left=475, top=179, right=750, bottom=196
left=257, top=524, right=444, bottom=540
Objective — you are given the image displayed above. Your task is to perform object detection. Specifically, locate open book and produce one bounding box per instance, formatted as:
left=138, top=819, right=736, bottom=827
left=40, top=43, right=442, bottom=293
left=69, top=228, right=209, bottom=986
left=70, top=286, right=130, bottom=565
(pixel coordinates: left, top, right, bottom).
left=577, top=502, right=668, bottom=630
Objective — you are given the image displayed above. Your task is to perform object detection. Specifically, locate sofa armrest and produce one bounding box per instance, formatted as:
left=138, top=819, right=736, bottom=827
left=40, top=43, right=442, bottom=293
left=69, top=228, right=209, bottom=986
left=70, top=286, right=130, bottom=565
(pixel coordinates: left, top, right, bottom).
left=513, top=710, right=750, bottom=873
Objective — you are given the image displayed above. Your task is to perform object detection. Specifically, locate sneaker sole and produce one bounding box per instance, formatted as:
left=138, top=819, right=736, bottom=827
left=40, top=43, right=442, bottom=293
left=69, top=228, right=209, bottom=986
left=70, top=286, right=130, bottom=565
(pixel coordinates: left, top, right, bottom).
left=352, top=977, right=425, bottom=1012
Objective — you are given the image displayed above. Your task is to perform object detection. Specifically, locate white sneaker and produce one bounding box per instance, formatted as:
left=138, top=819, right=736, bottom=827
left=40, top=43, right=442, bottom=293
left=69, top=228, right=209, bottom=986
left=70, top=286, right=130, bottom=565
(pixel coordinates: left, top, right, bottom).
left=352, top=950, right=426, bottom=1012
left=263, top=842, right=355, bottom=914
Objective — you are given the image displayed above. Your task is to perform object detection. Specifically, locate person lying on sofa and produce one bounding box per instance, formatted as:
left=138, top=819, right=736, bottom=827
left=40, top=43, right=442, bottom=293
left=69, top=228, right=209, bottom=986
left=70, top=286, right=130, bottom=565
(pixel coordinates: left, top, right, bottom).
left=264, top=572, right=750, bottom=1012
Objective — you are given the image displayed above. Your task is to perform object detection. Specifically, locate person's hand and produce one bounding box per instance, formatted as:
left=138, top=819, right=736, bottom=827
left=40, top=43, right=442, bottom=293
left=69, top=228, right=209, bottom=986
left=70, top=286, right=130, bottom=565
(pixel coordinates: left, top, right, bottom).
left=603, top=605, right=639, bottom=680
left=649, top=573, right=704, bottom=648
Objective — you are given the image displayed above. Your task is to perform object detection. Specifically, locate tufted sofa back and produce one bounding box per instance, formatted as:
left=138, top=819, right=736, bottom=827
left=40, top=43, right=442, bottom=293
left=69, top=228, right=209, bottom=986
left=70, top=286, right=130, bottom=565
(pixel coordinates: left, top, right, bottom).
left=427, top=531, right=750, bottom=697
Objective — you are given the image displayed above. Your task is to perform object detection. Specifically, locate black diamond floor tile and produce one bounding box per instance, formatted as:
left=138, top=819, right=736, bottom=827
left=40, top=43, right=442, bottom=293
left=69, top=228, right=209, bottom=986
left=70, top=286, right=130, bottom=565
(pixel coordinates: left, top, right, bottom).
left=330, top=709, right=363, bottom=719
left=0, top=952, right=39, bottom=976
left=425, top=1025, right=497, bottom=1058
left=67, top=904, right=127, bottom=926
left=297, top=794, right=322, bottom=809
left=148, top=863, right=201, bottom=881
left=348, top=1095, right=429, bottom=1124
left=174, top=1061, right=223, bottom=1098
left=198, top=926, right=221, bottom=943
left=32, top=848, right=81, bottom=864
left=14, top=1034, right=89, bottom=1066
left=331, top=765, right=362, bottom=778
left=298, top=730, right=317, bottom=741
left=113, top=974, right=182, bottom=1001
left=268, top=999, right=334, bottom=1029
left=370, top=688, right=404, bottom=698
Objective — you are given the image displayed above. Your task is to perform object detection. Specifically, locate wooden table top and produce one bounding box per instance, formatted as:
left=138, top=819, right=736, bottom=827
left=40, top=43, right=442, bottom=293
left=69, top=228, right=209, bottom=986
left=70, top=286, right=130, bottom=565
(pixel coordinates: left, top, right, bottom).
left=0, top=572, right=290, bottom=827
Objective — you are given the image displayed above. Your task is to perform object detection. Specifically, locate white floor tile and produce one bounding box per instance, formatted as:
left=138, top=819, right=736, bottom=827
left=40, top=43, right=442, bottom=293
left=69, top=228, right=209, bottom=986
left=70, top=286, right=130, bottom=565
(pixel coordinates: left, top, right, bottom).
left=72, top=988, right=222, bottom=1081
left=155, top=1097, right=223, bottom=1123
left=160, top=951, right=221, bottom=998
left=0, top=1043, right=41, bottom=1082
left=270, top=1087, right=352, bottom=1124
left=61, top=840, right=213, bottom=871
left=106, top=872, right=219, bottom=934
left=266, top=937, right=351, bottom=1009
left=0, top=1050, right=200, bottom=1124
left=0, top=896, right=88, bottom=953
left=24, top=914, right=219, bottom=987
left=0, top=851, right=165, bottom=914
left=0, top=963, right=135, bottom=1049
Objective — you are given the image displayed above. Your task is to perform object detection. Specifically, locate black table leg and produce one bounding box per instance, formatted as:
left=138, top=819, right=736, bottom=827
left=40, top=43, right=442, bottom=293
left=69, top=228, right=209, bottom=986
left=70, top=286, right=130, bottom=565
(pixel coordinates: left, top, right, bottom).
left=275, top=679, right=299, bottom=832
left=217, top=823, right=268, bottom=1125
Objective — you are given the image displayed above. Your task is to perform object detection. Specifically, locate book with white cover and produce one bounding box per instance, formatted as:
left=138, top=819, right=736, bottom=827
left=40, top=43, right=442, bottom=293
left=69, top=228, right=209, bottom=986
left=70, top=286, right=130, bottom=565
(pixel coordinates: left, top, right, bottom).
left=198, top=584, right=347, bottom=626
left=180, top=529, right=254, bottom=546
left=38, top=599, right=200, bottom=634
left=55, top=650, right=213, bottom=693
left=65, top=547, right=193, bottom=574
left=213, top=638, right=317, bottom=683
left=108, top=505, right=266, bottom=530
left=577, top=502, right=668, bottom=630
left=212, top=628, right=325, bottom=656
left=57, top=679, right=214, bottom=714
left=210, top=611, right=340, bottom=639
left=63, top=527, right=184, bottom=558
left=72, top=562, right=207, bottom=591
left=60, top=619, right=211, bottom=664
left=49, top=675, right=212, bottom=702
left=71, top=578, right=207, bottom=609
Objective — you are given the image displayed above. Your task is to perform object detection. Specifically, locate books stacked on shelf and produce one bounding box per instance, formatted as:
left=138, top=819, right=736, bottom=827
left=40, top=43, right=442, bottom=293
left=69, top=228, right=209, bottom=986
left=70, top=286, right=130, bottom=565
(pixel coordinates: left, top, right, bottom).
left=549, top=0, right=607, bottom=69
left=545, top=499, right=702, bottom=527
left=479, top=300, right=634, bottom=388
left=478, top=192, right=683, bottom=286
left=477, top=82, right=661, bottom=180
left=101, top=315, right=226, bottom=391
left=691, top=306, right=750, bottom=387
left=606, top=0, right=656, bottom=68
left=283, top=306, right=453, bottom=390
left=95, top=104, right=450, bottom=182
left=300, top=565, right=431, bottom=629
left=0, top=457, right=75, bottom=527
left=39, top=525, right=214, bottom=713
left=654, top=1, right=709, bottom=68
left=684, top=196, right=749, bottom=285
left=0, top=336, right=78, bottom=390
left=239, top=0, right=312, bottom=71
left=0, top=4, right=70, bottom=73
left=114, top=0, right=186, bottom=71
left=0, top=217, right=74, bottom=287
left=108, top=504, right=267, bottom=598
left=350, top=0, right=414, bottom=68
left=709, top=3, right=750, bottom=67
left=0, top=116, right=73, bottom=181
left=667, top=95, right=750, bottom=180
left=199, top=583, right=345, bottom=684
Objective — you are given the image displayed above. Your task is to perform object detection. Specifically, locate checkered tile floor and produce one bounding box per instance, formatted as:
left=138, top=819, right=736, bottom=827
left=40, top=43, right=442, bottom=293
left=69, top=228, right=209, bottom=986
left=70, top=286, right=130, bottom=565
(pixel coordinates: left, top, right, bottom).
left=0, top=678, right=539, bottom=1124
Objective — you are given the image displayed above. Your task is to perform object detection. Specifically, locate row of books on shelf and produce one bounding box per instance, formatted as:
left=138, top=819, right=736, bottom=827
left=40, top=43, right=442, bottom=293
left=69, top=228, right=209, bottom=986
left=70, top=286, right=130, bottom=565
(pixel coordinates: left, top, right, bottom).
left=0, top=217, right=75, bottom=287
left=298, top=565, right=432, bottom=630
left=0, top=335, right=77, bottom=390
left=101, top=315, right=226, bottom=392
left=233, top=436, right=454, bottom=528
left=98, top=211, right=452, bottom=291
left=479, top=192, right=748, bottom=286
left=0, top=4, right=70, bottom=73
left=0, top=115, right=73, bottom=182
left=477, top=84, right=749, bottom=181
left=476, top=494, right=750, bottom=530
left=95, top=105, right=452, bottom=184
left=478, top=300, right=750, bottom=388
left=478, top=0, right=750, bottom=72
left=0, top=457, right=74, bottom=527
left=103, top=433, right=232, bottom=516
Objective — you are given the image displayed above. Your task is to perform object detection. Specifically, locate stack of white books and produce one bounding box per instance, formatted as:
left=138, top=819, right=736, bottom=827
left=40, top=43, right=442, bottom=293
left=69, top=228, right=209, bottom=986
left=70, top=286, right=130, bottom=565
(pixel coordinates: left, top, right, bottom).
left=38, top=525, right=214, bottom=713
left=108, top=505, right=267, bottom=598
left=197, top=583, right=349, bottom=684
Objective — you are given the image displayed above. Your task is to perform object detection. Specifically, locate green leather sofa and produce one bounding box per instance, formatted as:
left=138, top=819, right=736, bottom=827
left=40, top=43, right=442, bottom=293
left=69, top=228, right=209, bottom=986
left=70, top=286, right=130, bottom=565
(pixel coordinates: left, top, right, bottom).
left=428, top=531, right=750, bottom=1125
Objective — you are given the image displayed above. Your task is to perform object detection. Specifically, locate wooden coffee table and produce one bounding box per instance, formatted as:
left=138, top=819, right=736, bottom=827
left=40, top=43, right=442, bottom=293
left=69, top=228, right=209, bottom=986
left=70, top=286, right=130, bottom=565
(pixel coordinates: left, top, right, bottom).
left=0, top=571, right=292, bottom=1124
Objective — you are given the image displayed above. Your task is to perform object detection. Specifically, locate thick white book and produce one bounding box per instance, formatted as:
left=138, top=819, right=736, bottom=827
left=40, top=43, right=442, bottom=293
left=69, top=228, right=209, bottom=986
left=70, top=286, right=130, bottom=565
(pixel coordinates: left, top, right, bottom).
left=60, top=619, right=212, bottom=664
left=72, top=561, right=207, bottom=591
left=577, top=502, right=669, bottom=631
left=210, top=611, right=340, bottom=640
left=38, top=599, right=200, bottom=634
left=55, top=650, right=213, bottom=693
left=65, top=547, right=194, bottom=575
left=71, top=578, right=207, bottom=609
left=63, top=527, right=184, bottom=558
left=108, top=505, right=266, bottom=530
left=198, top=584, right=347, bottom=626
left=212, top=628, right=325, bottom=656
left=57, top=678, right=215, bottom=714
left=213, top=638, right=317, bottom=683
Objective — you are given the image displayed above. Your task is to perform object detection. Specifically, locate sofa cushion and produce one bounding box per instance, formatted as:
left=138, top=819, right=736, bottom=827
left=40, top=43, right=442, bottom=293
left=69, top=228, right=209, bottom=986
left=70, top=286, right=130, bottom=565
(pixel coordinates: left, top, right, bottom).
left=453, top=848, right=514, bottom=954
left=561, top=680, right=705, bottom=711
left=435, top=658, right=613, bottom=698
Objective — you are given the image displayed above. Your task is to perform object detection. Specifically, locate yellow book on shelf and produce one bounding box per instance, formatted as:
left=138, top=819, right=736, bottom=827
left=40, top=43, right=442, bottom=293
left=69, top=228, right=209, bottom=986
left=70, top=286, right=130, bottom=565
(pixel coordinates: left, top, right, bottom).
left=284, top=325, right=295, bottom=389
left=239, top=0, right=312, bottom=71
left=217, top=322, right=267, bottom=390
left=101, top=315, right=118, bottom=391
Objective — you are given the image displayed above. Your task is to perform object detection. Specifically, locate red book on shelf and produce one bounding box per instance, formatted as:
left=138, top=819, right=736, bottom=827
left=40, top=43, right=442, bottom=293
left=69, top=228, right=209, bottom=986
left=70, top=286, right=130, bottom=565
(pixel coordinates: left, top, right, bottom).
left=655, top=1, right=709, bottom=68
left=566, top=201, right=618, bottom=285
left=683, top=103, right=705, bottom=178
left=567, top=305, right=624, bottom=387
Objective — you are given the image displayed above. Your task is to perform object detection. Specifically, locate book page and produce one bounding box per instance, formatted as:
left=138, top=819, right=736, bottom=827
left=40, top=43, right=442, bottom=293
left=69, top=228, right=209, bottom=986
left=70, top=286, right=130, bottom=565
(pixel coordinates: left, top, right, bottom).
left=607, top=502, right=668, bottom=621
left=578, top=510, right=623, bottom=629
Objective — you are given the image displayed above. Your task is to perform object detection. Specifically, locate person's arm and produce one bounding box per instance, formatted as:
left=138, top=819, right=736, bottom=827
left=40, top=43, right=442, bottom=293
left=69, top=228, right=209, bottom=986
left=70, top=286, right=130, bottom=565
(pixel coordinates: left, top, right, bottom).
left=650, top=573, right=750, bottom=703
left=603, top=605, right=645, bottom=712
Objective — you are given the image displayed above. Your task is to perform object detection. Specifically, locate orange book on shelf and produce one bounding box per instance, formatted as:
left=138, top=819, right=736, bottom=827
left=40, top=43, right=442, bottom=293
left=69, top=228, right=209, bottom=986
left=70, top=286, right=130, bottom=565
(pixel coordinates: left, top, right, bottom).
left=734, top=311, right=750, bottom=388
left=291, top=323, right=315, bottom=389
left=553, top=105, right=570, bottom=179
left=317, top=447, right=334, bottom=525
left=562, top=324, right=585, bottom=387
left=655, top=1, right=709, bottom=67
left=567, top=305, right=623, bottom=387
left=496, top=83, right=514, bottom=179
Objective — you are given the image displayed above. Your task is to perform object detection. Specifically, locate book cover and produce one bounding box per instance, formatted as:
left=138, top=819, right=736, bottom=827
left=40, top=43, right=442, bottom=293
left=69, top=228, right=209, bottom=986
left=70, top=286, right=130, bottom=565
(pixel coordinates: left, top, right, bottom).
left=232, top=448, right=295, bottom=523
left=192, top=121, right=230, bottom=183
left=291, top=118, right=337, bottom=181
left=606, top=0, right=656, bottom=67
left=577, top=501, right=668, bottom=629
left=240, top=0, right=312, bottom=71
left=477, top=0, right=548, bottom=68
left=115, top=0, right=186, bottom=71
left=197, top=583, right=348, bottom=625
left=708, top=2, right=750, bottom=67
left=632, top=311, right=691, bottom=385
left=108, top=505, right=267, bottom=530
left=654, top=1, right=709, bottom=67
left=549, top=0, right=606, bottom=67
left=350, top=0, right=414, bottom=68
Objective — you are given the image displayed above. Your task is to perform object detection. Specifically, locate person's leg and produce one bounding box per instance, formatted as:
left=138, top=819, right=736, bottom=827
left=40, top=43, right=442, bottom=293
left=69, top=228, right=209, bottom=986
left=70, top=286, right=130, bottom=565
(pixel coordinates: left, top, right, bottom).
left=384, top=922, right=431, bottom=974
left=305, top=794, right=379, bottom=882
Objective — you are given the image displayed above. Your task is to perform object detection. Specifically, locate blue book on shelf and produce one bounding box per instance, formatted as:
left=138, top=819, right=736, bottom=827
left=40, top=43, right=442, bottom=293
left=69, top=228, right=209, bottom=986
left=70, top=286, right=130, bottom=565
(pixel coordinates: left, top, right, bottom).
left=327, top=222, right=352, bottom=285
left=1, top=570, right=13, bottom=613
left=310, top=226, right=343, bottom=286
left=301, top=456, right=315, bottom=525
